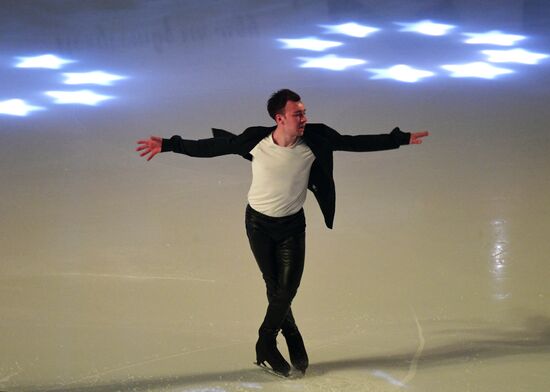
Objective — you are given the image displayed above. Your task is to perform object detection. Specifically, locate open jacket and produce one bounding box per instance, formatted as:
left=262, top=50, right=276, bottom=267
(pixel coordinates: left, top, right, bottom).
left=162, top=123, right=410, bottom=229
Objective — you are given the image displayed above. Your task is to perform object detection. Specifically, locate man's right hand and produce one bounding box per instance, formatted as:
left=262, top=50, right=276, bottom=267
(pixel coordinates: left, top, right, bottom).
left=136, top=136, right=162, bottom=161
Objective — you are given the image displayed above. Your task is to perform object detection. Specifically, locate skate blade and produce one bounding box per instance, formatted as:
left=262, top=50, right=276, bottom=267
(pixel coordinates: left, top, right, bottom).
left=254, top=361, right=295, bottom=379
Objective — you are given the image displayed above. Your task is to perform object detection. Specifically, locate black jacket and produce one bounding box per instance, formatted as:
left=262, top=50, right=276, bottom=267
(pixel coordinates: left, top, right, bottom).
left=162, top=123, right=410, bottom=229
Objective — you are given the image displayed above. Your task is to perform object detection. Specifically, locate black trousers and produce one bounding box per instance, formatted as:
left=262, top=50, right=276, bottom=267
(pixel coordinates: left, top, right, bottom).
left=245, top=204, right=306, bottom=337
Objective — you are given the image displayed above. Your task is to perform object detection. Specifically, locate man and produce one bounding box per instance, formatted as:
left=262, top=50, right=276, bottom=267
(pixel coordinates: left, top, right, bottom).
left=136, top=89, right=428, bottom=377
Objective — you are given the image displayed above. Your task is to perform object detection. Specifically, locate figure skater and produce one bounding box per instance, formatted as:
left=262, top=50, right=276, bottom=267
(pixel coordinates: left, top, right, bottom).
left=136, top=89, right=429, bottom=377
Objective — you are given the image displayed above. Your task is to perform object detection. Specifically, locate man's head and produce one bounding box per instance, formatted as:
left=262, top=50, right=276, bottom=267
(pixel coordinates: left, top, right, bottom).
left=267, top=89, right=307, bottom=137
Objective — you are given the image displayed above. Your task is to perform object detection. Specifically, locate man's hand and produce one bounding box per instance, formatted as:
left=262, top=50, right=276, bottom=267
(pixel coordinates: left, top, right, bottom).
left=410, top=131, right=429, bottom=145
left=136, top=136, right=162, bottom=161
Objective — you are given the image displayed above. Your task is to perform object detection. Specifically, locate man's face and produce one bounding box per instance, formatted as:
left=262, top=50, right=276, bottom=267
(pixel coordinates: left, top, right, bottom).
left=276, top=100, right=307, bottom=137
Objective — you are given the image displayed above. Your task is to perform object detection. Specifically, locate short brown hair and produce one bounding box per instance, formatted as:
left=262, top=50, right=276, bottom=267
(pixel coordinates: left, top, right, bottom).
left=267, top=89, right=301, bottom=120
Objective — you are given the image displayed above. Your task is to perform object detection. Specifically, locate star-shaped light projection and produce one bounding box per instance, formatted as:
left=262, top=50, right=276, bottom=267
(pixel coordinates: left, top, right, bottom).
left=367, top=64, right=435, bottom=83
left=441, top=62, right=514, bottom=79
left=481, top=48, right=549, bottom=64
left=319, top=22, right=380, bottom=38
left=396, top=20, right=455, bottom=36
left=15, top=54, right=76, bottom=69
left=277, top=37, right=343, bottom=51
left=463, top=31, right=526, bottom=46
left=45, top=90, right=114, bottom=105
left=0, top=99, right=45, bottom=116
left=62, top=71, right=127, bottom=86
left=298, top=54, right=366, bottom=71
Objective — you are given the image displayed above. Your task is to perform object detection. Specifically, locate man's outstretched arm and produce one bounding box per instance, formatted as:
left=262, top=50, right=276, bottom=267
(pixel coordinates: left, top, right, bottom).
left=325, top=125, right=428, bottom=152
left=136, top=131, right=243, bottom=161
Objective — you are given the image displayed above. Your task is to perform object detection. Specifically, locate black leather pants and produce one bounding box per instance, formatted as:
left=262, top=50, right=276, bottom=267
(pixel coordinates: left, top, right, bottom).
left=245, top=204, right=306, bottom=337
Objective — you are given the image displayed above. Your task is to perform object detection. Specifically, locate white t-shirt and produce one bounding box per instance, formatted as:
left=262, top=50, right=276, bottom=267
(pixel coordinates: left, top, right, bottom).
left=247, top=132, right=315, bottom=217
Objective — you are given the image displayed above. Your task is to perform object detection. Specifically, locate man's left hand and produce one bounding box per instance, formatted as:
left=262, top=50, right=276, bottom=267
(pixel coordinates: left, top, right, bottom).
left=410, top=131, right=429, bottom=145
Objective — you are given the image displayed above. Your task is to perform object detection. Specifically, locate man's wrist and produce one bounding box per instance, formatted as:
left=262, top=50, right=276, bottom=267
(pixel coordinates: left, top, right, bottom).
left=390, top=127, right=411, bottom=145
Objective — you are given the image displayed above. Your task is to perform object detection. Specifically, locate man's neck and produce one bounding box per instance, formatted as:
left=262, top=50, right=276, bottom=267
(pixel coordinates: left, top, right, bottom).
left=272, top=126, right=298, bottom=147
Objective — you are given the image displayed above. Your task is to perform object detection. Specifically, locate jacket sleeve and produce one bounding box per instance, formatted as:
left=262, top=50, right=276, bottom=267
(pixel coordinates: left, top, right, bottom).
left=161, top=128, right=242, bottom=158
left=326, top=125, right=410, bottom=152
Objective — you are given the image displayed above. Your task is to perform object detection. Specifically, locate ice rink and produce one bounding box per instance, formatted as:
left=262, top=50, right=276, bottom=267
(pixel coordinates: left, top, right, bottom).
left=1, top=1, right=549, bottom=391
